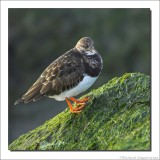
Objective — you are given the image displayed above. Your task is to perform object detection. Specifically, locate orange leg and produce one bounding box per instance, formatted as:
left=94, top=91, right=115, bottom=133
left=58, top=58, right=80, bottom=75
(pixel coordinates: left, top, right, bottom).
left=69, top=96, right=90, bottom=103
left=65, top=98, right=81, bottom=113
left=65, top=97, right=90, bottom=113
left=73, top=104, right=86, bottom=111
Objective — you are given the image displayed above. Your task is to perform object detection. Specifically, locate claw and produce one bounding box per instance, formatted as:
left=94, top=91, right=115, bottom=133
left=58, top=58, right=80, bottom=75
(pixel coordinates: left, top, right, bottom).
left=65, top=97, right=90, bottom=113
left=70, top=97, right=90, bottom=103
left=73, top=104, right=86, bottom=111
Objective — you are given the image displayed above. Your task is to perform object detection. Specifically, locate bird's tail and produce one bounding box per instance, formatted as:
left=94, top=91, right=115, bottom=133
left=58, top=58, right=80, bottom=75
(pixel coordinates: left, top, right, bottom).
left=14, top=82, right=44, bottom=105
left=14, top=98, right=24, bottom=105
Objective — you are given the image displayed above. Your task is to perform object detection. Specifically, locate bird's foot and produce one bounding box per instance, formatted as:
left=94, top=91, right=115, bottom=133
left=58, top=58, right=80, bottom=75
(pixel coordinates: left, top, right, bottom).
left=70, top=96, right=90, bottom=111
left=73, top=103, right=86, bottom=111
left=70, top=96, right=90, bottom=103
left=65, top=97, right=90, bottom=113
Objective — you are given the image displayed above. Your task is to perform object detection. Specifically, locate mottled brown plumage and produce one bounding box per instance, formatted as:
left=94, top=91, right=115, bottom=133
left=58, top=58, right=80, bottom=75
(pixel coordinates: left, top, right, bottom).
left=15, top=37, right=103, bottom=112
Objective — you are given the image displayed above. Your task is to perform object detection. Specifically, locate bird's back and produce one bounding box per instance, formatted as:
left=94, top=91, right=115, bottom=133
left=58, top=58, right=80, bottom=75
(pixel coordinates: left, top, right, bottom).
left=14, top=48, right=85, bottom=105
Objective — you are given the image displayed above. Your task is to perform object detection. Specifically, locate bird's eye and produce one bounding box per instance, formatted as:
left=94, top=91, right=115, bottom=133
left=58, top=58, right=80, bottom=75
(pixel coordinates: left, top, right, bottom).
left=82, top=44, right=88, bottom=48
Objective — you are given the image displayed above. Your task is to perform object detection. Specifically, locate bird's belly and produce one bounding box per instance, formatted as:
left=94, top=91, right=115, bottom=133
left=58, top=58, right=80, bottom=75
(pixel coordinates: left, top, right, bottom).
left=50, top=75, right=98, bottom=101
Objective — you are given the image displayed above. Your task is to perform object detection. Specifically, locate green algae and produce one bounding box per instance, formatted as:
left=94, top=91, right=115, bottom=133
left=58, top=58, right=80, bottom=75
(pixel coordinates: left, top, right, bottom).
left=9, top=72, right=150, bottom=151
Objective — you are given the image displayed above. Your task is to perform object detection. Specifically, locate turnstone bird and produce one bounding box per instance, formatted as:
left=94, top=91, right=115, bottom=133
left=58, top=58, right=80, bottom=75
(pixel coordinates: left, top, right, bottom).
left=15, top=37, right=103, bottom=113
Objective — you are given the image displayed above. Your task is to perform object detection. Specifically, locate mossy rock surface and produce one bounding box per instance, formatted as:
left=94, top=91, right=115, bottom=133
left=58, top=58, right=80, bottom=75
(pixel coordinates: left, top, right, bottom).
left=9, top=73, right=150, bottom=151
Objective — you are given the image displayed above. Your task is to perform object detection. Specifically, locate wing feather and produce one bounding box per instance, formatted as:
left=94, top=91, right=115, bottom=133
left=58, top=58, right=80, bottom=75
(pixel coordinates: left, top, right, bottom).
left=14, top=48, right=85, bottom=105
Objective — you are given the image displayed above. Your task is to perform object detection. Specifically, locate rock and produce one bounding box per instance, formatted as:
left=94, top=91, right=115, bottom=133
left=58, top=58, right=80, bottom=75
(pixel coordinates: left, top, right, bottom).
left=9, top=73, right=150, bottom=150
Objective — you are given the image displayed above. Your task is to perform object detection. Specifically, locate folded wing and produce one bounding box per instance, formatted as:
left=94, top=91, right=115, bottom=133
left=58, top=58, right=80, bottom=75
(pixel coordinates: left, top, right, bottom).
left=14, top=49, right=85, bottom=105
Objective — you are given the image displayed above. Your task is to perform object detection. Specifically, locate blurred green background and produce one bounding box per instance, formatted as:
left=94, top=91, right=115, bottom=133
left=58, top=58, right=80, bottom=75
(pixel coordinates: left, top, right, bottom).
left=9, top=8, right=150, bottom=143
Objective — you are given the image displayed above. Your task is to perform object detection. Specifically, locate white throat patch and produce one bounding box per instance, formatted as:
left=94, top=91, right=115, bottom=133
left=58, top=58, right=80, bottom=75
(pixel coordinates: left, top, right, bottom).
left=86, top=49, right=97, bottom=56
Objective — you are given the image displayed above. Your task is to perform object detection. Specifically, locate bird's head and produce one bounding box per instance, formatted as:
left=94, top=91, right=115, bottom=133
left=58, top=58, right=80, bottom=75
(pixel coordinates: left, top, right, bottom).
left=75, top=37, right=97, bottom=55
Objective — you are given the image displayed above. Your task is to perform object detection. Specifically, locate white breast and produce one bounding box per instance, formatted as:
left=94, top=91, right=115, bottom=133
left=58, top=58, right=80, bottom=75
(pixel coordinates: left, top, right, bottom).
left=50, top=75, right=98, bottom=101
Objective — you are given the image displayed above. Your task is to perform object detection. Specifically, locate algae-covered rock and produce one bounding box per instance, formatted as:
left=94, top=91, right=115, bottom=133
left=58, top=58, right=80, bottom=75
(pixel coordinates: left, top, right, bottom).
left=9, top=73, right=150, bottom=151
